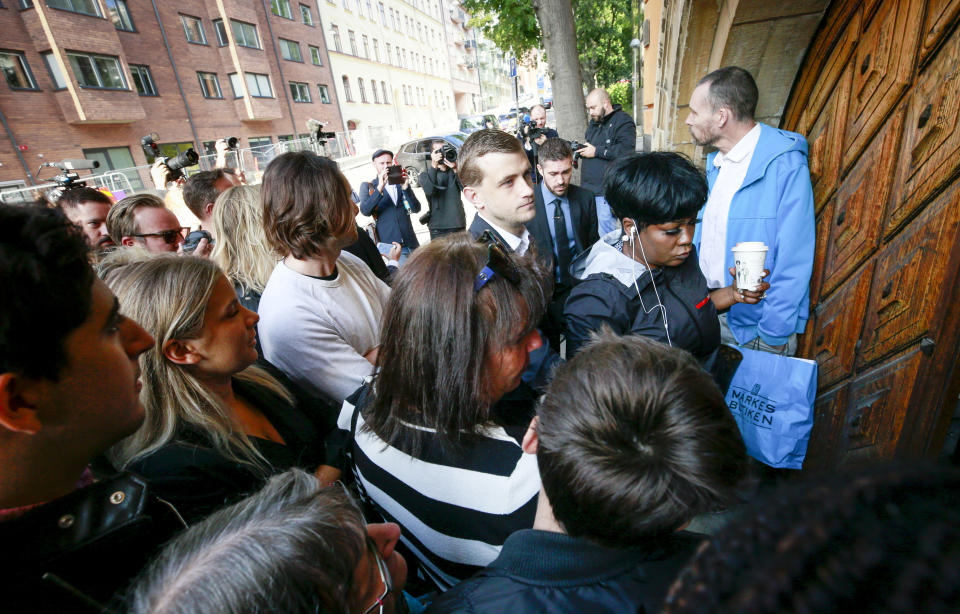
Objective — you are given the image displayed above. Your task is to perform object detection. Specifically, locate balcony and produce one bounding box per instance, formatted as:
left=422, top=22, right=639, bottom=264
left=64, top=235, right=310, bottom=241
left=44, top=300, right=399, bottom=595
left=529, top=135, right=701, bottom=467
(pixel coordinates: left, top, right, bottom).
left=449, top=7, right=466, bottom=23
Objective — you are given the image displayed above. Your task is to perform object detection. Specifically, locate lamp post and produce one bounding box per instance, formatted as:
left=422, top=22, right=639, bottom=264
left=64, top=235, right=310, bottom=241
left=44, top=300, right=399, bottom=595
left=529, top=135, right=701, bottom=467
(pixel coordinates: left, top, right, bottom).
left=630, top=37, right=643, bottom=151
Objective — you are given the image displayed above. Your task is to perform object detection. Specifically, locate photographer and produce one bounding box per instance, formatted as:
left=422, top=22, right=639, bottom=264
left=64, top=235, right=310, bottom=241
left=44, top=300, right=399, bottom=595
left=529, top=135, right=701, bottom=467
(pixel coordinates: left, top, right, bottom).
left=419, top=140, right=466, bottom=239
left=519, top=104, right=558, bottom=184
left=359, top=149, right=422, bottom=265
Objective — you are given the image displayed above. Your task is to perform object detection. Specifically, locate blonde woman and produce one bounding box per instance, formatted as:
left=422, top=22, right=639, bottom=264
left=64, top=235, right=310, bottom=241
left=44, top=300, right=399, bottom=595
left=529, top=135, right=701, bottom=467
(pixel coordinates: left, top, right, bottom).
left=210, top=184, right=278, bottom=312
left=101, top=254, right=340, bottom=524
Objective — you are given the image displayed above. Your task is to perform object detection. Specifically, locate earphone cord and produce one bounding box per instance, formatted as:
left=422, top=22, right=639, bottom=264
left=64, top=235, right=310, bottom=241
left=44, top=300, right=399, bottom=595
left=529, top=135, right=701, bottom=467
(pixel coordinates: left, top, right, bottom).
left=629, top=225, right=673, bottom=347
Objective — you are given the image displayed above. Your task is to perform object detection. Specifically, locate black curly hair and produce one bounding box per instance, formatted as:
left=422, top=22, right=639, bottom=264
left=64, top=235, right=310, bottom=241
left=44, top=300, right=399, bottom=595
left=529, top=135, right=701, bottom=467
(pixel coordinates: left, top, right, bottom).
left=0, top=204, right=93, bottom=380
left=663, top=463, right=960, bottom=614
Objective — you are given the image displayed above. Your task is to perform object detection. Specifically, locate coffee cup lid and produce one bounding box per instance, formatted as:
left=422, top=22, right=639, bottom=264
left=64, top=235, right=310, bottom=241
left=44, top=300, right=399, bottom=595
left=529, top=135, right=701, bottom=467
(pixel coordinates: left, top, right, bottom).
left=733, top=242, right=768, bottom=252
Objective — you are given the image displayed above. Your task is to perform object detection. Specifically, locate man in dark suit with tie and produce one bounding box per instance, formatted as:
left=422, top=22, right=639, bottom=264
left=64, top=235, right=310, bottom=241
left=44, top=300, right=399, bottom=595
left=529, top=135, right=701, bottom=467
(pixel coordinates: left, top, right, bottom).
left=461, top=130, right=538, bottom=255
left=527, top=138, right=600, bottom=348
left=359, top=149, right=422, bottom=264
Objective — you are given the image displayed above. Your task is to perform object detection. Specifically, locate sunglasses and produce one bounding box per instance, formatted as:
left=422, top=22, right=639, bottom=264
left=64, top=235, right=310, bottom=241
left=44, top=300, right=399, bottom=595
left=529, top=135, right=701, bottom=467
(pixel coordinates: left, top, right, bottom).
left=131, top=227, right=190, bottom=245
left=474, top=230, right=522, bottom=292
left=360, top=536, right=394, bottom=614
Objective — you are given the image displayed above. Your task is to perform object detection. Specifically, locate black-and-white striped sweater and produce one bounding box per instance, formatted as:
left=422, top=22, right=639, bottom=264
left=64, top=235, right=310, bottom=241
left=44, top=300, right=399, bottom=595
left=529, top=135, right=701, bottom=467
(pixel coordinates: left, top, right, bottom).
left=337, top=386, right=540, bottom=591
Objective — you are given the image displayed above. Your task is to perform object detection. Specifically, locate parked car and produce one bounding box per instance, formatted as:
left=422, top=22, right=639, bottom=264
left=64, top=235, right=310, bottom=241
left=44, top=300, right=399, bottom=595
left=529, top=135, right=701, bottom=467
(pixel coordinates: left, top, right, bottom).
left=459, top=114, right=501, bottom=134
left=393, top=133, right=467, bottom=188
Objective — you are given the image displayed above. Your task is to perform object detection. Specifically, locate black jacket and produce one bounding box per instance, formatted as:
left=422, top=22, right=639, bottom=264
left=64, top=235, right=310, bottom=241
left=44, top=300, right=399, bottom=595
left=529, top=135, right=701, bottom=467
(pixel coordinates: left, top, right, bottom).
left=425, top=529, right=702, bottom=614
left=420, top=166, right=466, bottom=231
left=527, top=183, right=599, bottom=283
left=359, top=178, right=422, bottom=247
left=564, top=235, right=720, bottom=362
left=0, top=473, right=186, bottom=613
left=344, top=224, right=394, bottom=284
left=581, top=105, right=637, bottom=194
left=126, top=371, right=339, bottom=524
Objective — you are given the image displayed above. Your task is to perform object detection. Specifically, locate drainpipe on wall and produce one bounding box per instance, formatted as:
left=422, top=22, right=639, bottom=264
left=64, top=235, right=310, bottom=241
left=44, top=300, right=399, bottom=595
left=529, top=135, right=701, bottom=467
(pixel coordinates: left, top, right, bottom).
left=150, top=0, right=202, bottom=151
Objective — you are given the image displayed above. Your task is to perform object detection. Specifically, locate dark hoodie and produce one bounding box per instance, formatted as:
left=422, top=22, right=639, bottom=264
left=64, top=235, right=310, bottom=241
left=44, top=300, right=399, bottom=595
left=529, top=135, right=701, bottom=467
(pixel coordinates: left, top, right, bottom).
left=581, top=104, right=637, bottom=194
left=563, top=230, right=720, bottom=366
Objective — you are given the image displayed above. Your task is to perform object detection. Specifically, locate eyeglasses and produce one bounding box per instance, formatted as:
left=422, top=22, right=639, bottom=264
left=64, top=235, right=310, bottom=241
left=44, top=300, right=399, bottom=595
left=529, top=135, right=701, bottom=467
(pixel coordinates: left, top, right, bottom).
left=361, top=536, right=394, bottom=614
left=130, top=227, right=189, bottom=245
left=474, top=230, right=522, bottom=292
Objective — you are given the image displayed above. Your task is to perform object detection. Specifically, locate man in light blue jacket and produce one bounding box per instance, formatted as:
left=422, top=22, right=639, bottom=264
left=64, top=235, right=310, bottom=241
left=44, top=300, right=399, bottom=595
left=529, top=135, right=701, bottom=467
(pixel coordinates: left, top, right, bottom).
left=687, top=66, right=814, bottom=356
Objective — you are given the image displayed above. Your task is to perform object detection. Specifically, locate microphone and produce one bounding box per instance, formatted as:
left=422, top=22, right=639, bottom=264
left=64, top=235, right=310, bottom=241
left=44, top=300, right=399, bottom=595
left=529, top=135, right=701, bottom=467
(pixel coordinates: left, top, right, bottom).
left=47, top=159, right=100, bottom=171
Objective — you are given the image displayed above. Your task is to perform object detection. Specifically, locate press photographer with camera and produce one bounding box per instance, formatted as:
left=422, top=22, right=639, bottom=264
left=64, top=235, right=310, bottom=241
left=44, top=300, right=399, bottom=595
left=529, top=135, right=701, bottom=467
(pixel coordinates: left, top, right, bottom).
left=518, top=105, right=558, bottom=184
left=359, top=149, right=422, bottom=265
left=418, top=140, right=466, bottom=239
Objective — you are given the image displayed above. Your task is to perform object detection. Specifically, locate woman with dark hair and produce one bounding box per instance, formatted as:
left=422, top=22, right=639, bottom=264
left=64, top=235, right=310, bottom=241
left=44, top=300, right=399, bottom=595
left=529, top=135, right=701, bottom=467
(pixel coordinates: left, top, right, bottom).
left=663, top=463, right=960, bottom=614
left=564, top=152, right=768, bottom=371
left=338, top=233, right=551, bottom=592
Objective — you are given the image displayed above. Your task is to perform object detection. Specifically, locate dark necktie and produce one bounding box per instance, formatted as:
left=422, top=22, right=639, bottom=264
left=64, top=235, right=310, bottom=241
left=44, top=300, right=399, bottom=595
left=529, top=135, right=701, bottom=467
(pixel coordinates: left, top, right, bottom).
left=553, top=198, right=572, bottom=285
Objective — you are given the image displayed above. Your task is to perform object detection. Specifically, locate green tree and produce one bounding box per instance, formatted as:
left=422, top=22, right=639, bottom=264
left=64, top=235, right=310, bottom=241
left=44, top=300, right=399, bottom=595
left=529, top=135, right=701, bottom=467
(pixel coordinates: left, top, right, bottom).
left=463, top=0, right=633, bottom=91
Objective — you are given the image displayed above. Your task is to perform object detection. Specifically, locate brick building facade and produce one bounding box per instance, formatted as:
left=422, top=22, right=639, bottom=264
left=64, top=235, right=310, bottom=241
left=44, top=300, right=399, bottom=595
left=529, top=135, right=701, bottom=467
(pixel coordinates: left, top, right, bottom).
left=0, top=0, right=342, bottom=195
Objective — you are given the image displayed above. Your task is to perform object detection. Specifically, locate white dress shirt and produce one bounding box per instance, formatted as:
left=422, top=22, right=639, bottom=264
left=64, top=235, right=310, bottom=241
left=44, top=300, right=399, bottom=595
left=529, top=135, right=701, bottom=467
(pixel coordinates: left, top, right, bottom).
left=479, top=214, right=531, bottom=256
left=699, top=123, right=761, bottom=288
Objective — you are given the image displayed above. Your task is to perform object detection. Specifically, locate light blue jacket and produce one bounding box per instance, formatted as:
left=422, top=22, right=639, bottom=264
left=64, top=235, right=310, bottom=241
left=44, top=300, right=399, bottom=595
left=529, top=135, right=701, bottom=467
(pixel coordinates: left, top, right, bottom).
left=693, top=123, right=815, bottom=346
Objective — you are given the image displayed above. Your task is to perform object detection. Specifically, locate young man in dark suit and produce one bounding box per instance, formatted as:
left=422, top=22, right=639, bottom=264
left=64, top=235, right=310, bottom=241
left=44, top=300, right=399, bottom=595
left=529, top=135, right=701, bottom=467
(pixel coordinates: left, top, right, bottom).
left=359, top=149, right=422, bottom=264
left=527, top=138, right=600, bottom=348
left=460, top=130, right=537, bottom=254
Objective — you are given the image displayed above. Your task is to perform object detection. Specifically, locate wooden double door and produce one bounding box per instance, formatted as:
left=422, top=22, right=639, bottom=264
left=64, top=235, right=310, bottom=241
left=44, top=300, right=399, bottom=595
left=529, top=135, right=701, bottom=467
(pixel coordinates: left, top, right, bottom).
left=783, top=0, right=960, bottom=468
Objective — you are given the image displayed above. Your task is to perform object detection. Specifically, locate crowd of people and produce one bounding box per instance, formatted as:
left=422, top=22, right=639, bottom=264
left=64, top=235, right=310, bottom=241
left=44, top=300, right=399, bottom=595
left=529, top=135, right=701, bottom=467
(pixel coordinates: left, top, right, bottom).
left=2, top=65, right=957, bottom=614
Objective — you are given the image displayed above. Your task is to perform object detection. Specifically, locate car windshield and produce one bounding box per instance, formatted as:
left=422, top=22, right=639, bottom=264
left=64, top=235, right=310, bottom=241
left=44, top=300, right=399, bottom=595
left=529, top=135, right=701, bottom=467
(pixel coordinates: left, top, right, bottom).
left=460, top=116, right=487, bottom=130
left=444, top=134, right=465, bottom=146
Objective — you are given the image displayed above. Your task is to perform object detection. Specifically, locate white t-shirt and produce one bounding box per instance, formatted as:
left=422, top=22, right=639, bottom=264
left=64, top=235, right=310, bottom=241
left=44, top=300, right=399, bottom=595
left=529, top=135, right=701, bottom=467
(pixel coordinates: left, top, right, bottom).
left=699, top=123, right=761, bottom=288
left=257, top=252, right=391, bottom=402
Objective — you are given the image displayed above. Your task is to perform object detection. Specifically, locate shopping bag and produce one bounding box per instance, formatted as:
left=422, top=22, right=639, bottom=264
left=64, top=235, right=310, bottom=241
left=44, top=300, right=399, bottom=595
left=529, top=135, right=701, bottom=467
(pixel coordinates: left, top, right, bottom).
left=724, top=345, right=817, bottom=469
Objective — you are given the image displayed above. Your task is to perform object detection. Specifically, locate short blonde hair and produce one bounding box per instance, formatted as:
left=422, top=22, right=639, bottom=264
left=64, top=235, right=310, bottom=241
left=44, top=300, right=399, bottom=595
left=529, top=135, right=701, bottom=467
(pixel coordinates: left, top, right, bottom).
left=106, top=193, right=166, bottom=244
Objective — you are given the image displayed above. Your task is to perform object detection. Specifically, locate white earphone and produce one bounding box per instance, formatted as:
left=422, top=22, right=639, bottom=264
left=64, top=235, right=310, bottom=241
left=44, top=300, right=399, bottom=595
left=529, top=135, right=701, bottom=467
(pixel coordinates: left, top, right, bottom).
left=623, top=220, right=672, bottom=347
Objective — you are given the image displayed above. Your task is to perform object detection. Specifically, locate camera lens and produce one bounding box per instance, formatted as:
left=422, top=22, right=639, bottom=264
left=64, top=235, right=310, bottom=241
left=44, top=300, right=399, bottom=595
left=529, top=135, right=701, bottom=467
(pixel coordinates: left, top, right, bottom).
left=167, top=148, right=199, bottom=172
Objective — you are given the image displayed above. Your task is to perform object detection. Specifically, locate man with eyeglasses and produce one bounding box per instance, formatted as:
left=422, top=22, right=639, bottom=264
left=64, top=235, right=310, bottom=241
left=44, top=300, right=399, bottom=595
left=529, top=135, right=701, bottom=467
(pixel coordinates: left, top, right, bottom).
left=127, top=469, right=414, bottom=614
left=106, top=193, right=188, bottom=253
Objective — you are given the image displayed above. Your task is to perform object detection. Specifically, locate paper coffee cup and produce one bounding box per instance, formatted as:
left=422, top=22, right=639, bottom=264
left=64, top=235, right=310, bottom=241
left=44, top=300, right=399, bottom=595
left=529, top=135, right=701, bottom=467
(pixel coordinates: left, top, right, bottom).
left=732, top=243, right=768, bottom=291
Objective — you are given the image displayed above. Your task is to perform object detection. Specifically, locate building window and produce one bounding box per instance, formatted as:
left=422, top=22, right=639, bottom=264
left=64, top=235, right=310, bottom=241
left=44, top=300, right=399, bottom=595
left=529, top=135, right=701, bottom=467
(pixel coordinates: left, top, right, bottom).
left=318, top=83, right=330, bottom=103
left=365, top=0, right=373, bottom=18
left=213, top=19, right=228, bottom=46
left=231, top=20, right=261, bottom=48
left=81, top=146, right=142, bottom=189
left=197, top=71, right=223, bottom=98
left=309, top=45, right=322, bottom=66
left=270, top=0, right=292, bottom=19
left=279, top=38, right=302, bottom=62
left=67, top=52, right=126, bottom=89
left=377, top=1, right=385, bottom=25
left=104, top=0, right=134, bottom=31
left=0, top=51, right=38, bottom=90
left=46, top=0, right=100, bottom=17
left=385, top=42, right=391, bottom=65
left=330, top=25, right=342, bottom=53
left=19, top=0, right=35, bottom=8
left=371, top=78, right=379, bottom=103
left=348, top=30, right=357, bottom=56
left=358, top=77, right=367, bottom=102
left=380, top=80, right=388, bottom=103
left=299, top=3, right=313, bottom=25
left=243, top=72, right=273, bottom=97
left=180, top=15, right=206, bottom=44
left=342, top=75, right=353, bottom=102
left=289, top=80, right=311, bottom=102
left=40, top=52, right=67, bottom=89
left=130, top=64, right=157, bottom=96
left=361, top=35, right=369, bottom=58
left=341, top=0, right=349, bottom=11
left=372, top=39, right=379, bottom=62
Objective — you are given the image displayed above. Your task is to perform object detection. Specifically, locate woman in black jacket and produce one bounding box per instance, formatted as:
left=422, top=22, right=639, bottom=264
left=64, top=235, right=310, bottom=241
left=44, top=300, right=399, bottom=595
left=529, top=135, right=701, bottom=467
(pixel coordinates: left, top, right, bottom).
left=564, top=152, right=768, bottom=377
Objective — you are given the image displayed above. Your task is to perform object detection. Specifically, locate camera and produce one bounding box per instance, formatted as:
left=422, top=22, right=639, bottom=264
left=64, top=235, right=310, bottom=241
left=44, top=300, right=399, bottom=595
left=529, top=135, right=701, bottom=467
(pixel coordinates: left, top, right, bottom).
left=387, top=164, right=405, bottom=185
left=306, top=118, right=336, bottom=147
left=442, top=144, right=457, bottom=163
left=520, top=118, right=546, bottom=141
left=183, top=229, right=213, bottom=253
left=141, top=133, right=199, bottom=181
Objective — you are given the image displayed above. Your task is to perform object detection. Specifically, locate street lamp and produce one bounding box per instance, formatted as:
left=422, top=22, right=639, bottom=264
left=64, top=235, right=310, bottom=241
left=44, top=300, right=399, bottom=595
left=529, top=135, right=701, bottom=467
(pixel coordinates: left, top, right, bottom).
left=630, top=37, right=643, bottom=151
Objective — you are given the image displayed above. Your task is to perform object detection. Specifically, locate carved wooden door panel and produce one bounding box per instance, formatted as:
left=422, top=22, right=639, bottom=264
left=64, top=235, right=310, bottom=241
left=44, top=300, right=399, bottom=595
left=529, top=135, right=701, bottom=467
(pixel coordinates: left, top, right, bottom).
left=784, top=0, right=960, bottom=469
